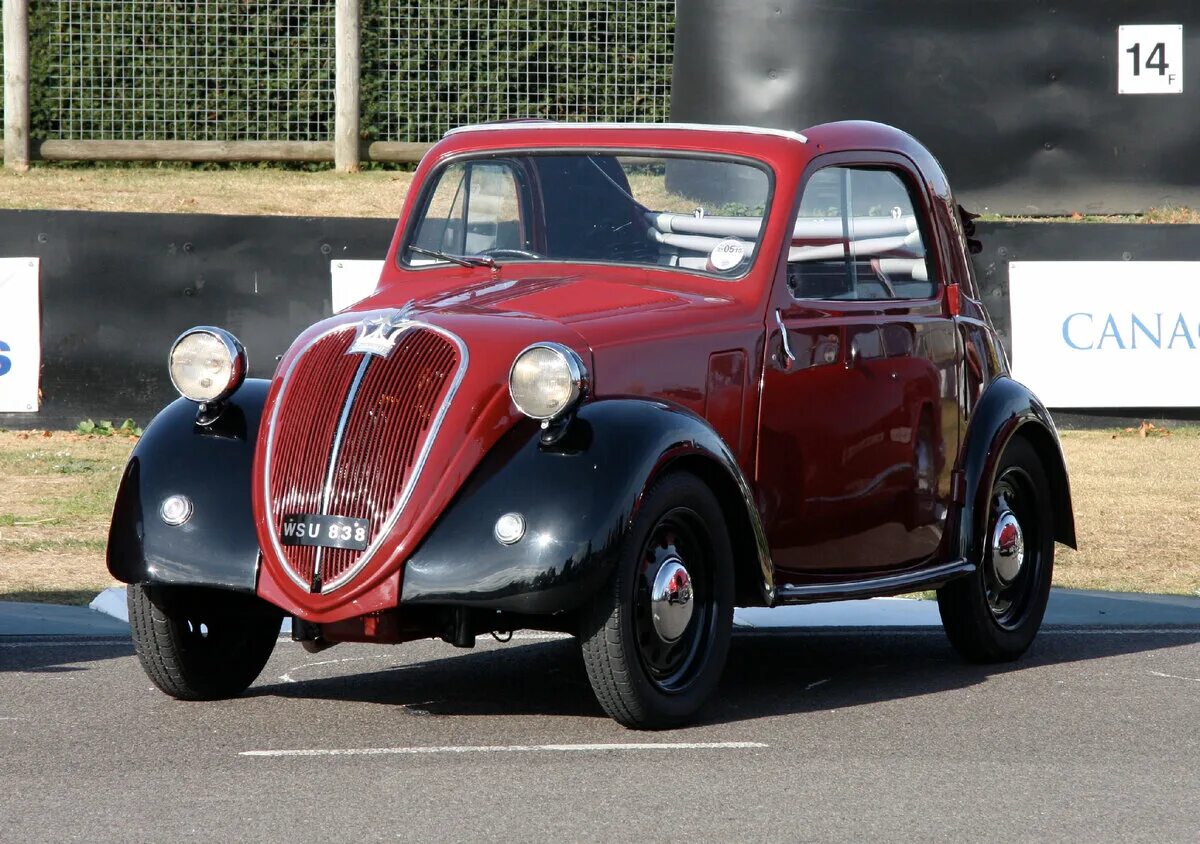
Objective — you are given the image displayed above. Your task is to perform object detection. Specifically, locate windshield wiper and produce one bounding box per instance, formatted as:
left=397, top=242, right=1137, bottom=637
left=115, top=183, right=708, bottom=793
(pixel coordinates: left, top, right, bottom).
left=407, top=244, right=496, bottom=269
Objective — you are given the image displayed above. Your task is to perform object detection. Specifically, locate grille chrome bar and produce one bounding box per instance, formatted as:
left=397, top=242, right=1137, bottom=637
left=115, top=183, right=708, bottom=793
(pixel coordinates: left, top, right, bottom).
left=310, top=353, right=373, bottom=594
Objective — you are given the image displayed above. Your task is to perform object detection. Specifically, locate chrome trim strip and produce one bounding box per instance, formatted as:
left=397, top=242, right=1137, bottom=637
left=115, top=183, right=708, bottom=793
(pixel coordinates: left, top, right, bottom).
left=260, top=311, right=470, bottom=596
left=444, top=121, right=809, bottom=144
left=311, top=353, right=373, bottom=592
left=263, top=321, right=357, bottom=592
left=773, top=559, right=974, bottom=605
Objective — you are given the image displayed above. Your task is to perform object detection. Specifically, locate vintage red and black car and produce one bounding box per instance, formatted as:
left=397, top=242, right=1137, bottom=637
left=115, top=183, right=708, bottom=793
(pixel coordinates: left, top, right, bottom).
left=108, top=121, right=1075, bottom=728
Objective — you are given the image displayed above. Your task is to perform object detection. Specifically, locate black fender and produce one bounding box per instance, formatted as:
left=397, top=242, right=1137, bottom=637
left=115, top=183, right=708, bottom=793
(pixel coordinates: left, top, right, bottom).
left=399, top=399, right=774, bottom=615
left=956, top=376, right=1077, bottom=567
left=106, top=380, right=269, bottom=592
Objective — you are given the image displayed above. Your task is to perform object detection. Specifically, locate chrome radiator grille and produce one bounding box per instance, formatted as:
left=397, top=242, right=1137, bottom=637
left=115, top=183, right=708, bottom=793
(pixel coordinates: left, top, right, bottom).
left=264, top=323, right=463, bottom=592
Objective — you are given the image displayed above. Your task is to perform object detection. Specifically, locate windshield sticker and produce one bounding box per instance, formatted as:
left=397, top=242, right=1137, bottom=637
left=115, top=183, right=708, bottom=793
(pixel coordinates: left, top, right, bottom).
left=708, top=238, right=748, bottom=272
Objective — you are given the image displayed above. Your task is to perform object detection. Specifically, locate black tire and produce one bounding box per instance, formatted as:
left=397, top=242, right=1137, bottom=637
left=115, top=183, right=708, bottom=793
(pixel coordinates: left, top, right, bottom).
left=579, top=472, right=734, bottom=729
left=938, top=437, right=1055, bottom=662
left=128, top=584, right=282, bottom=700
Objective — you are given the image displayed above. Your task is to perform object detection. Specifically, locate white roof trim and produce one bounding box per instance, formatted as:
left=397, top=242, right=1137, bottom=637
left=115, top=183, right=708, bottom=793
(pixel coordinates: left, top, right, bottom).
left=444, top=121, right=808, bottom=144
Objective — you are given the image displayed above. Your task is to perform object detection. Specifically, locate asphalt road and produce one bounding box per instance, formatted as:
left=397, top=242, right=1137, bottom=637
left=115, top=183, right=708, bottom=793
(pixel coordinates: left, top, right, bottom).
left=2, top=626, right=1197, bottom=842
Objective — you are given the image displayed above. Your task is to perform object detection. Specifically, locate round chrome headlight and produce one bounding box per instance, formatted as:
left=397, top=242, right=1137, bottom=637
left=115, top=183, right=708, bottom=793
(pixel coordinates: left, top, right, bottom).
left=508, top=342, right=588, bottom=420
left=168, top=327, right=247, bottom=404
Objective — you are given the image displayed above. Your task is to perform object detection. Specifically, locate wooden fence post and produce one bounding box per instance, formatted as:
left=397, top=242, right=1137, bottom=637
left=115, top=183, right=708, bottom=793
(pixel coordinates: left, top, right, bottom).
left=334, top=0, right=361, bottom=173
left=3, top=0, right=31, bottom=172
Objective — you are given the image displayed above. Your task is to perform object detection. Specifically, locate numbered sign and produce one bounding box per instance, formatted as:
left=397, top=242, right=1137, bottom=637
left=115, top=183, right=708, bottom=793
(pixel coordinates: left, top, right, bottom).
left=1118, top=25, right=1183, bottom=95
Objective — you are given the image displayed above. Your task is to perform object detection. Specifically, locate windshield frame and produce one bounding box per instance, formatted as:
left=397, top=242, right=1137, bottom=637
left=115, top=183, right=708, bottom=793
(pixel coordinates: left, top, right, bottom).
left=397, top=147, right=777, bottom=282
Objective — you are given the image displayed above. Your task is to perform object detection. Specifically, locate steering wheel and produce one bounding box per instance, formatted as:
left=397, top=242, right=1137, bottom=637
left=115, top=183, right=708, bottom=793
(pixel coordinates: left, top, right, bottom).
left=479, top=247, right=544, bottom=260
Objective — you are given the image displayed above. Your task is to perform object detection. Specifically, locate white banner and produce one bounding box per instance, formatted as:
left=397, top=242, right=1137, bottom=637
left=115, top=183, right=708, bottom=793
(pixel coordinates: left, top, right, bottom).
left=0, top=258, right=41, bottom=413
left=330, top=259, right=385, bottom=313
left=1009, top=262, right=1200, bottom=408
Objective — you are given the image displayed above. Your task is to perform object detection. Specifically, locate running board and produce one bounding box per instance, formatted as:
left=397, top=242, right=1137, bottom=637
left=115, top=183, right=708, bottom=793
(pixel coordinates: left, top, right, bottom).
left=773, top=559, right=975, bottom=605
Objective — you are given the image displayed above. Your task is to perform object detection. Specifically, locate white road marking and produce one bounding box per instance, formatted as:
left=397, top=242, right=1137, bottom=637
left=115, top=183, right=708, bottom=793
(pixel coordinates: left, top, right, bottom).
left=1149, top=670, right=1200, bottom=683
left=278, top=654, right=382, bottom=684
left=241, top=741, right=768, bottom=758
left=804, top=678, right=831, bottom=690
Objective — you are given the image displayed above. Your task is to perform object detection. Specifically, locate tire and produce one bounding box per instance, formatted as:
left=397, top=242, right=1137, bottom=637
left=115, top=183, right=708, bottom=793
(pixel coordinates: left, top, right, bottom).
left=579, top=472, right=734, bottom=729
left=938, top=437, right=1055, bottom=662
left=128, top=584, right=282, bottom=700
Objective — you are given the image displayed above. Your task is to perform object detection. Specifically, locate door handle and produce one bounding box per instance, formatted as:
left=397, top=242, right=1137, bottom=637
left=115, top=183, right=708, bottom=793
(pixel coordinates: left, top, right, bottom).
left=775, top=309, right=796, bottom=366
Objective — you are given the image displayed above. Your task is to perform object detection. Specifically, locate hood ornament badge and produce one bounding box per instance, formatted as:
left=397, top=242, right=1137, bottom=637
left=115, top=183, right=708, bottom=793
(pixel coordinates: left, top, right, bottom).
left=348, top=302, right=419, bottom=358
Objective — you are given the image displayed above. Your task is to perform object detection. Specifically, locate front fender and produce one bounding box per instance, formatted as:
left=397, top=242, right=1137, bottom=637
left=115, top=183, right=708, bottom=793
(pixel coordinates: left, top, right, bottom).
left=399, top=399, right=773, bottom=615
left=106, top=380, right=269, bottom=592
left=956, top=376, right=1077, bottom=566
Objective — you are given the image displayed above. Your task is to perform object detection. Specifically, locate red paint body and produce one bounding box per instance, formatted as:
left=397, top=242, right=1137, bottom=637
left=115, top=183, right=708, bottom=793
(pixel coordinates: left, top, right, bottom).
left=252, top=122, right=1009, bottom=625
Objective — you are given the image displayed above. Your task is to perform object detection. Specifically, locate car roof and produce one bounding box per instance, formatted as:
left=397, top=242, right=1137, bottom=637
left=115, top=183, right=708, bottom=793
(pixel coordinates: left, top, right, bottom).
left=443, top=120, right=809, bottom=145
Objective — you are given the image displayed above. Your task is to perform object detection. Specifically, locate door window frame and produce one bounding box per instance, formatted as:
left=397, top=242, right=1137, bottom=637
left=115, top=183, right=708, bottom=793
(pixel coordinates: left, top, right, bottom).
left=772, top=151, right=950, bottom=316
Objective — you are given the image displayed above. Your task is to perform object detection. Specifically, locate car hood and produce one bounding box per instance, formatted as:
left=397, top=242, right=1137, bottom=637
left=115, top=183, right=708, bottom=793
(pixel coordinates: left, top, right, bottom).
left=353, top=270, right=738, bottom=348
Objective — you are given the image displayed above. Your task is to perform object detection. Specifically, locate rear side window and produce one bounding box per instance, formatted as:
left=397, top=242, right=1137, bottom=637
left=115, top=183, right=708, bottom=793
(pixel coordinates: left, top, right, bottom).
left=788, top=166, right=937, bottom=301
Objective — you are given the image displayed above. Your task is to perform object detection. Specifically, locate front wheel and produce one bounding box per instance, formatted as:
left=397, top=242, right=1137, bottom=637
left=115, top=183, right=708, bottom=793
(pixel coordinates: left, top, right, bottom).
left=579, top=472, right=734, bottom=729
left=128, top=584, right=282, bottom=700
left=938, top=437, right=1055, bottom=662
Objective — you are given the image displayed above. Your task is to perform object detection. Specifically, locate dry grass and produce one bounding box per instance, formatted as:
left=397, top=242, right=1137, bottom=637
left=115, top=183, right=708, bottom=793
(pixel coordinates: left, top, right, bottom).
left=2, top=166, right=1196, bottom=224
left=0, top=430, right=132, bottom=604
left=1055, top=428, right=1199, bottom=595
left=0, top=166, right=707, bottom=221
left=0, top=167, right=415, bottom=218
left=978, top=206, right=1200, bottom=225
left=0, top=426, right=1197, bottom=606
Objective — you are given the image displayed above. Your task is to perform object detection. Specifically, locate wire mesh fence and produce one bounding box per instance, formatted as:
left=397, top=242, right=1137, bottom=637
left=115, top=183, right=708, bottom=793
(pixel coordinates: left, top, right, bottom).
left=37, top=0, right=336, bottom=141
left=367, top=0, right=675, bottom=143
left=12, top=0, right=674, bottom=148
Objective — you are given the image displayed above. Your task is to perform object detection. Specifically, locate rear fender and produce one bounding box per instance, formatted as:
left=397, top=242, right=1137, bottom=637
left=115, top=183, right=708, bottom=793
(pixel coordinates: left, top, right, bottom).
left=106, top=380, right=269, bottom=592
left=956, top=376, right=1077, bottom=566
left=399, top=399, right=774, bottom=614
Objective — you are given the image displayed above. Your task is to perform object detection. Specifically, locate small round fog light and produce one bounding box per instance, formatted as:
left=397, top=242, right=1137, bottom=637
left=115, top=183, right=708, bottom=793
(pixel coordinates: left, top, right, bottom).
left=160, top=494, right=193, bottom=526
left=494, top=512, right=526, bottom=545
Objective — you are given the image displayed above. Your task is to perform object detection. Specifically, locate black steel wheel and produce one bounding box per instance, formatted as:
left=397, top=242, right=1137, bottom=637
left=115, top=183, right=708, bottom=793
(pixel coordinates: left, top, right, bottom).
left=938, top=437, right=1055, bottom=662
left=128, top=584, right=282, bottom=700
left=579, top=472, right=734, bottom=729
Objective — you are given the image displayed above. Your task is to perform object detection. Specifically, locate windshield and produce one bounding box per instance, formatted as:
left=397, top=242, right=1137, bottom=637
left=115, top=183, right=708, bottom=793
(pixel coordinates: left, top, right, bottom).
left=402, top=153, right=773, bottom=279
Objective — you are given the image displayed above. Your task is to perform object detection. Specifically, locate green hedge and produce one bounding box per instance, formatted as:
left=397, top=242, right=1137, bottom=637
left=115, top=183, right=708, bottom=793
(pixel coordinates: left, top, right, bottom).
left=11, top=0, right=673, bottom=144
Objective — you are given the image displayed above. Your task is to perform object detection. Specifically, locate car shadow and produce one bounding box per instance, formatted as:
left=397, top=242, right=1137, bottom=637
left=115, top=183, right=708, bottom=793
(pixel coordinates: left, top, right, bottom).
left=0, top=638, right=135, bottom=673
left=250, top=626, right=1200, bottom=725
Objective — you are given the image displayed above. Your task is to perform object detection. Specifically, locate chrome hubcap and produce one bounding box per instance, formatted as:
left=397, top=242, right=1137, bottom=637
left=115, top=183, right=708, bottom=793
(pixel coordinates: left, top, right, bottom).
left=650, top=557, right=694, bottom=642
left=991, top=511, right=1025, bottom=585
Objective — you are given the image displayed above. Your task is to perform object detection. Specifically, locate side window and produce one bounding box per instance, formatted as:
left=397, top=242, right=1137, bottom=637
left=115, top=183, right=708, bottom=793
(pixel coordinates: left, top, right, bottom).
left=412, top=162, right=522, bottom=257
left=788, top=166, right=937, bottom=301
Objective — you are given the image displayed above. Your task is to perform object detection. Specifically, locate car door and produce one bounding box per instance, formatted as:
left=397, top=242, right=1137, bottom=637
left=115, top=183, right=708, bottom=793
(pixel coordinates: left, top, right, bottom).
left=756, top=157, right=960, bottom=579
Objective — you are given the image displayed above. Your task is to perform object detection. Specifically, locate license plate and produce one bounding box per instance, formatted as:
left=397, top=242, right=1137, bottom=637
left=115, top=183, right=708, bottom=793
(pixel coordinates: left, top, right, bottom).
left=280, top=513, right=370, bottom=551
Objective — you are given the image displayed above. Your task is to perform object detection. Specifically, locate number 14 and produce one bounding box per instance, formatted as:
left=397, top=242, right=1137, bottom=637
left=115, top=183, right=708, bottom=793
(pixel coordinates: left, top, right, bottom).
left=1127, top=42, right=1169, bottom=76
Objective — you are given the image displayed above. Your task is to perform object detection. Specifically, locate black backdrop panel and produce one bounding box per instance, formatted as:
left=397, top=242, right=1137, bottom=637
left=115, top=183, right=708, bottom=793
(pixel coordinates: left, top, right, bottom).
left=0, top=210, right=395, bottom=429
left=672, top=1, right=1200, bottom=215
left=2, top=210, right=1198, bottom=427
left=972, top=222, right=1200, bottom=349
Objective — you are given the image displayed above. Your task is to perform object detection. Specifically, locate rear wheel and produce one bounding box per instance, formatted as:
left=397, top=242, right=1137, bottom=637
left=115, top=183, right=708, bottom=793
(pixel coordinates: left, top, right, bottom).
left=579, top=472, right=734, bottom=729
left=938, top=437, right=1055, bottom=662
left=128, top=584, right=282, bottom=700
